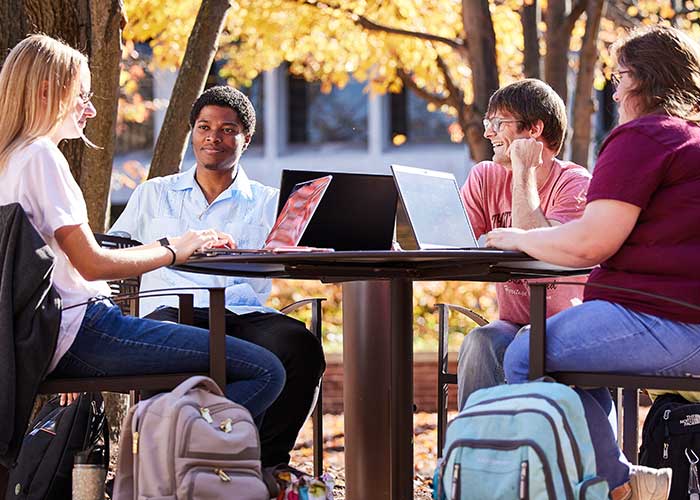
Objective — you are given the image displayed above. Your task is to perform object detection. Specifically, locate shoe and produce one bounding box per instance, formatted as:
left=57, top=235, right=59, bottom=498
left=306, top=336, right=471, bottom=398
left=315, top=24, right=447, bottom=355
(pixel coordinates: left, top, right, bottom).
left=628, top=465, right=672, bottom=500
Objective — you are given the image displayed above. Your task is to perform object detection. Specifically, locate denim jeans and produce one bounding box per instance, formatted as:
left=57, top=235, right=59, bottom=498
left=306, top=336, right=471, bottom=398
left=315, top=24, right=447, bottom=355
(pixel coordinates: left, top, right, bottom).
left=504, top=299, right=700, bottom=490
left=52, top=300, right=286, bottom=419
left=457, top=320, right=522, bottom=410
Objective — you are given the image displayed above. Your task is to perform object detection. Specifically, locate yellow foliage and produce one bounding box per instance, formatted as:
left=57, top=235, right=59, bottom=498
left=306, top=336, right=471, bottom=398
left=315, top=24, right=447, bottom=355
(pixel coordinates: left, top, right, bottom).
left=268, top=279, right=497, bottom=352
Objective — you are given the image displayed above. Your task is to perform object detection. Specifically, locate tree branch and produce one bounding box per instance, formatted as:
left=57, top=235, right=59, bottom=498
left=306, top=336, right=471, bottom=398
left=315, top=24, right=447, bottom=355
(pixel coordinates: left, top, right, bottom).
left=396, top=68, right=451, bottom=108
left=294, top=0, right=466, bottom=51
left=435, top=54, right=465, bottom=110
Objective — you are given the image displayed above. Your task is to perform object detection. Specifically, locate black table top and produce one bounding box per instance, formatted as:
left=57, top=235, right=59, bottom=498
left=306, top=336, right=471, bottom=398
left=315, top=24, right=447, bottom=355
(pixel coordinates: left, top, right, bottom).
left=174, top=249, right=590, bottom=283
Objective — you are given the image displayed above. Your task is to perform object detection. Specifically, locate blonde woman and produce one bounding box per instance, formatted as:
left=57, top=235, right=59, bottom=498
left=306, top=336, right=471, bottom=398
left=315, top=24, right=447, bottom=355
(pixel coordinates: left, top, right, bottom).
left=0, top=34, right=285, bottom=419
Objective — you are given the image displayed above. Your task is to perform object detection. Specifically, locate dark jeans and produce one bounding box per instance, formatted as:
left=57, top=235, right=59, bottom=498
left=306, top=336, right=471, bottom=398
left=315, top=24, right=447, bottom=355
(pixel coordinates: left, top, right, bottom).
left=146, top=306, right=326, bottom=467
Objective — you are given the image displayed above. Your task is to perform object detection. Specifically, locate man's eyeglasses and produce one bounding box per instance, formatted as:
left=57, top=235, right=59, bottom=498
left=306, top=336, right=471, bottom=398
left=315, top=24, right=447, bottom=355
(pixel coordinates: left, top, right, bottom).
left=79, top=91, right=94, bottom=105
left=482, top=117, right=523, bottom=133
left=610, top=70, right=631, bottom=89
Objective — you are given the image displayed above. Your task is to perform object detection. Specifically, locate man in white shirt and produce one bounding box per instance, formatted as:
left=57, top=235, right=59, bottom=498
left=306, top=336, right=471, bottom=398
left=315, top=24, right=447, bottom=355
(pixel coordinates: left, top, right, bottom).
left=111, top=86, right=325, bottom=467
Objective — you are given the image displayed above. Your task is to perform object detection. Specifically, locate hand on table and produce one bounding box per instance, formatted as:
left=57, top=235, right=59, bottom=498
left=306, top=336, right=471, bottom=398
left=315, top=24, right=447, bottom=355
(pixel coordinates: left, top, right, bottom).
left=485, top=227, right=527, bottom=251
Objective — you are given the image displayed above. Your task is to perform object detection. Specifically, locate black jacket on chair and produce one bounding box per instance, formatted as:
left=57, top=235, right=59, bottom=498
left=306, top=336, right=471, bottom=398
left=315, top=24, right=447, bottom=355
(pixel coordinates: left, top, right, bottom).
left=0, top=203, right=61, bottom=467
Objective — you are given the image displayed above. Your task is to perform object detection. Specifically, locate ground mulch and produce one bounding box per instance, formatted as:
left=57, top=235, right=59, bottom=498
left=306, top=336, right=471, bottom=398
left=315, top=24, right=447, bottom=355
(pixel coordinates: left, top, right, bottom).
left=290, top=407, right=651, bottom=500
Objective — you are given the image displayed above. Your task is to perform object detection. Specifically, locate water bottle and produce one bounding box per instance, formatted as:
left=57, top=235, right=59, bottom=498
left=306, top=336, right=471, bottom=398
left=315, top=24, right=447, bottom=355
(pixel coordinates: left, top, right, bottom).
left=72, top=450, right=106, bottom=500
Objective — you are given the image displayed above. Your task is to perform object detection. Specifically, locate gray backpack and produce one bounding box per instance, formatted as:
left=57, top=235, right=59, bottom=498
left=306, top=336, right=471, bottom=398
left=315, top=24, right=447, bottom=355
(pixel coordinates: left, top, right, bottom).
left=113, top=376, right=269, bottom=500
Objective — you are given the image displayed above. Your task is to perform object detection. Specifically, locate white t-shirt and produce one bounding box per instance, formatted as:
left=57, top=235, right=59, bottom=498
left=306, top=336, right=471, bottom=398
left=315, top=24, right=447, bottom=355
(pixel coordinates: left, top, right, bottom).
left=0, top=137, right=111, bottom=372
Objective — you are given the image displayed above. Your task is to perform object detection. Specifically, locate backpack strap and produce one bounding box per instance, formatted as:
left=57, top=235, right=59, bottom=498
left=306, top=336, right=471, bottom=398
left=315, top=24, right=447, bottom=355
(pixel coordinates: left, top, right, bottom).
left=112, top=403, right=138, bottom=500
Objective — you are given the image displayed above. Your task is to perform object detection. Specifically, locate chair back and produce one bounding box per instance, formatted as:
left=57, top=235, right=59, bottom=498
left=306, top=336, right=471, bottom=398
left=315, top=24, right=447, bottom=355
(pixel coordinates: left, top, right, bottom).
left=94, top=233, right=142, bottom=316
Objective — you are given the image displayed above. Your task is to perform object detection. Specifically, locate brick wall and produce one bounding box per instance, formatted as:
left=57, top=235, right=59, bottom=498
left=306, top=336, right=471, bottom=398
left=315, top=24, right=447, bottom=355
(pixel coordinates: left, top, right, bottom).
left=320, top=352, right=459, bottom=414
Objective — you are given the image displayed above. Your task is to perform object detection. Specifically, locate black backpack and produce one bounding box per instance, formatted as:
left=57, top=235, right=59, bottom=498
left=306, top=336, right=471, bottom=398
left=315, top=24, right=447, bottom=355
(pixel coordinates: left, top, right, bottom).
left=639, top=393, right=700, bottom=500
left=6, top=393, right=109, bottom=500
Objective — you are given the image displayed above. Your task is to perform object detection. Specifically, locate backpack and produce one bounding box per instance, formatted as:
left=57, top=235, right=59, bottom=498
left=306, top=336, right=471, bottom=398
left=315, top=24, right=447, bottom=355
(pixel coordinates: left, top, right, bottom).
left=113, top=375, right=269, bottom=500
left=639, top=393, right=700, bottom=500
left=433, top=381, right=609, bottom=500
left=6, top=392, right=109, bottom=500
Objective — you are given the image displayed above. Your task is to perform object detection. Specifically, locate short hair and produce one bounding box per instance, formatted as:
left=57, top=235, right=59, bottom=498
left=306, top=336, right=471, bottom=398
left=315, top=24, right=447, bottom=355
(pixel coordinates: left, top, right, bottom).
left=613, top=25, right=700, bottom=121
left=189, top=85, right=256, bottom=136
left=487, top=79, right=568, bottom=155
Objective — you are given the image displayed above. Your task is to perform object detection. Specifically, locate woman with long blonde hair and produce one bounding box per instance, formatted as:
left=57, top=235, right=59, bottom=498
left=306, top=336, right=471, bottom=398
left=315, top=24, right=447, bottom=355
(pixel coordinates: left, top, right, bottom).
left=0, top=34, right=284, bottom=418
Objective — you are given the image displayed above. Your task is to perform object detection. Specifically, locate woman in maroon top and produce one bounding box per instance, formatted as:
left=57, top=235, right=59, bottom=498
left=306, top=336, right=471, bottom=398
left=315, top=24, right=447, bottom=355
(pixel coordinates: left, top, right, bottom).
left=489, top=25, right=700, bottom=499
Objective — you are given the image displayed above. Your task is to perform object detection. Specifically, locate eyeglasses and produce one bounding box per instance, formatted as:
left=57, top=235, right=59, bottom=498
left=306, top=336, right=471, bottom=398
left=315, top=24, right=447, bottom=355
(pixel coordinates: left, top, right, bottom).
left=482, top=117, right=523, bottom=133
left=78, top=91, right=94, bottom=105
left=610, top=70, right=631, bottom=88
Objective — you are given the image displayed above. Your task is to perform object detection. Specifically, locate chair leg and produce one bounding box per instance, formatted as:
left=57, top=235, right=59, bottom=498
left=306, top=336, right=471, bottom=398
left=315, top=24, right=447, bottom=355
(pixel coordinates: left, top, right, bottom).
left=622, top=388, right=639, bottom=464
left=310, top=299, right=324, bottom=476
left=0, top=464, right=8, bottom=500
left=312, top=393, right=323, bottom=477
left=437, top=304, right=449, bottom=458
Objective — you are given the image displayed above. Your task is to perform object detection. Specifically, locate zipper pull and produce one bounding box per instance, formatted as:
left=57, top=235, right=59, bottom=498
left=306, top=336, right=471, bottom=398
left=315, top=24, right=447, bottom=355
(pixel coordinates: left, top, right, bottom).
left=215, top=468, right=231, bottom=482
left=200, top=407, right=214, bottom=424
left=132, top=431, right=139, bottom=455
left=663, top=409, right=671, bottom=460
left=219, top=418, right=233, bottom=433
left=450, top=463, right=461, bottom=500
left=520, top=461, right=529, bottom=499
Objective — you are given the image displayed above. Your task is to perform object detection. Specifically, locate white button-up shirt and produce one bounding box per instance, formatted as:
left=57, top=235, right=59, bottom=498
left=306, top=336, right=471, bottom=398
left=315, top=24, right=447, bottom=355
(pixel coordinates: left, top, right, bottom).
left=110, top=165, right=280, bottom=317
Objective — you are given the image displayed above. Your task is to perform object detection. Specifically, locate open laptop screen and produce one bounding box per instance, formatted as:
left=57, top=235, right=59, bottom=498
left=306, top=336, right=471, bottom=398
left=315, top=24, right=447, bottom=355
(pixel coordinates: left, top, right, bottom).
left=391, top=165, right=478, bottom=249
left=278, top=170, right=398, bottom=250
left=266, top=175, right=332, bottom=248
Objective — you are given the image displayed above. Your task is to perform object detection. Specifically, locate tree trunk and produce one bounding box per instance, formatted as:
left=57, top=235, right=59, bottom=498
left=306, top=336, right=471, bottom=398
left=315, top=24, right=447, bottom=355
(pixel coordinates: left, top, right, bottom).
left=570, top=0, right=605, bottom=169
left=147, top=0, right=233, bottom=179
left=544, top=0, right=570, bottom=102
left=522, top=0, right=541, bottom=79
left=81, top=0, right=126, bottom=231
left=0, top=0, right=123, bottom=229
left=461, top=0, right=499, bottom=161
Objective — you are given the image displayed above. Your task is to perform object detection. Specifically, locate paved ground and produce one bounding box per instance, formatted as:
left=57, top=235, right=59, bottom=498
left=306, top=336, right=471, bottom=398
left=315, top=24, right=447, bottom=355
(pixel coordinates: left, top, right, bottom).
left=290, top=407, right=651, bottom=499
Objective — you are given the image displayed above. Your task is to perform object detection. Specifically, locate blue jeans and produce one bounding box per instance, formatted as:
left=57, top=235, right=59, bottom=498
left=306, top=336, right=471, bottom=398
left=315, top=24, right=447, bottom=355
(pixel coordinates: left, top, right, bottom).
left=457, top=320, right=522, bottom=410
left=504, top=299, right=700, bottom=490
left=52, top=301, right=286, bottom=419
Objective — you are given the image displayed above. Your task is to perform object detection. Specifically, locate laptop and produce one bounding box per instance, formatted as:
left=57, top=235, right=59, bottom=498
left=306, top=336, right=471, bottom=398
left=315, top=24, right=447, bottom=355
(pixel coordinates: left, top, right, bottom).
left=278, top=169, right=398, bottom=251
left=390, top=164, right=479, bottom=250
left=194, top=175, right=333, bottom=256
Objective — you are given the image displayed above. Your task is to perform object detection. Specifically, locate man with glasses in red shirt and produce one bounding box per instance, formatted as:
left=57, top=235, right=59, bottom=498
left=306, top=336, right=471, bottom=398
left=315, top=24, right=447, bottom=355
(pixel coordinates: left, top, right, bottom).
left=457, top=79, right=591, bottom=408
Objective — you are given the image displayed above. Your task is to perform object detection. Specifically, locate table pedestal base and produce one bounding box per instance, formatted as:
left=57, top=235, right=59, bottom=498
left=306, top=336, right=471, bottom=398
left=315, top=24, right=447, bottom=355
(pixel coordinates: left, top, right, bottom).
left=342, top=279, right=414, bottom=500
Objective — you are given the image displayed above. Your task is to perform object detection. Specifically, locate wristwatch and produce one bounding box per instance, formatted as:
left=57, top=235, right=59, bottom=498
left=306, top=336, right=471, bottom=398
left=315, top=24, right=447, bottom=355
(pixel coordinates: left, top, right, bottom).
left=158, top=237, right=176, bottom=265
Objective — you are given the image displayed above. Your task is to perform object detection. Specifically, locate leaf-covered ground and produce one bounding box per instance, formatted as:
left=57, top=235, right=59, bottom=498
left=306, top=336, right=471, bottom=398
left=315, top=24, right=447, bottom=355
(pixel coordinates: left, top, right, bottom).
left=290, top=407, right=651, bottom=500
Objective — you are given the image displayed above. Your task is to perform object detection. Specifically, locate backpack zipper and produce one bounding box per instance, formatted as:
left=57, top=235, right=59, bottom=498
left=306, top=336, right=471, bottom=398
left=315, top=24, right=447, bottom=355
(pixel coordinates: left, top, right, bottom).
left=440, top=438, right=556, bottom=500
left=663, top=409, right=671, bottom=460
left=454, top=393, right=585, bottom=480
left=451, top=408, right=575, bottom=500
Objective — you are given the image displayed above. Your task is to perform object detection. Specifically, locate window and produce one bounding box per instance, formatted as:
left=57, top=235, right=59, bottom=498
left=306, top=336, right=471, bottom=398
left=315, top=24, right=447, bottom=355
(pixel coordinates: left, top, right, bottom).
left=390, top=88, right=454, bottom=146
left=288, top=74, right=367, bottom=148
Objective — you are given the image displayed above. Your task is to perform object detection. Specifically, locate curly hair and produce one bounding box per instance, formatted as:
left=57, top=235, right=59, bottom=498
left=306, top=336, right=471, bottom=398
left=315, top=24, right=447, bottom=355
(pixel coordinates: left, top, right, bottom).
left=189, top=85, right=256, bottom=135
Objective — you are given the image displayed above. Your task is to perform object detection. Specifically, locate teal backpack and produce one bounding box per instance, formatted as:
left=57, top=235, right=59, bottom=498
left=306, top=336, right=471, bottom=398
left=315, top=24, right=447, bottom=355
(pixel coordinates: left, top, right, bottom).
left=433, top=381, right=609, bottom=500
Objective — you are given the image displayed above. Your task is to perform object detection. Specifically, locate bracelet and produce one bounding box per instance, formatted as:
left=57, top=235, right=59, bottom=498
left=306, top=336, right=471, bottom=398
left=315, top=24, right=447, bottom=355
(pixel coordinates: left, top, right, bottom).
left=158, top=237, right=170, bottom=247
left=163, top=244, right=177, bottom=266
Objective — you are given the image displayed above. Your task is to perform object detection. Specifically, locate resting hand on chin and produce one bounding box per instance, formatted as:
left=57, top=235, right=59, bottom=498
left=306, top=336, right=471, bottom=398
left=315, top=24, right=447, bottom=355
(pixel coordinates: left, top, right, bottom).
left=485, top=227, right=527, bottom=251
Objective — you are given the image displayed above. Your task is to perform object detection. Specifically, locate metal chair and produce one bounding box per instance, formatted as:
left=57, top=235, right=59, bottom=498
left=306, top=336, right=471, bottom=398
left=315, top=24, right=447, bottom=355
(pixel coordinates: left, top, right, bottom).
left=38, top=234, right=328, bottom=475
left=436, top=302, right=489, bottom=457
left=527, top=281, right=700, bottom=463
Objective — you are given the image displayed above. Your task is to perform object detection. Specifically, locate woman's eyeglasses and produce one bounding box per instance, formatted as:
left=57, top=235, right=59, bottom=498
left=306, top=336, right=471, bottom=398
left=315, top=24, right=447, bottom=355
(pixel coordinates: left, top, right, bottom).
left=611, top=70, right=631, bottom=88
left=79, top=91, right=94, bottom=105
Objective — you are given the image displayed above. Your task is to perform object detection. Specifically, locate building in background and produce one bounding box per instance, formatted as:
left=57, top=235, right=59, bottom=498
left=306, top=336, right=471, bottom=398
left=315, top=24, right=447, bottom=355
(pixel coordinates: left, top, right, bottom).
left=111, top=60, right=470, bottom=211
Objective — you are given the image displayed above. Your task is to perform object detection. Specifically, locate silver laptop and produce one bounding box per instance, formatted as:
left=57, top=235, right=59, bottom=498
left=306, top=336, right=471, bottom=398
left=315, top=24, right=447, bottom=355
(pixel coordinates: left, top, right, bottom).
left=391, top=164, right=479, bottom=250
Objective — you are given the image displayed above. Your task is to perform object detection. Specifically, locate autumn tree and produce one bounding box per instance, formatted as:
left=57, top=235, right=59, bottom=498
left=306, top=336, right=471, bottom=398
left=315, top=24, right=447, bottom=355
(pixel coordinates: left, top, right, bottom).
left=0, top=0, right=126, bottom=230
left=125, top=0, right=700, bottom=176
